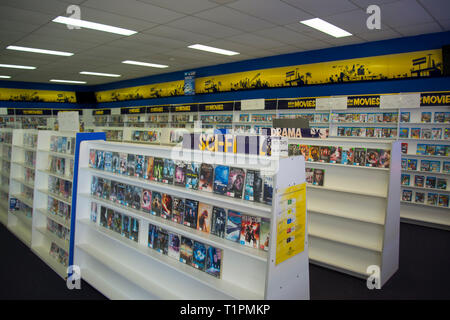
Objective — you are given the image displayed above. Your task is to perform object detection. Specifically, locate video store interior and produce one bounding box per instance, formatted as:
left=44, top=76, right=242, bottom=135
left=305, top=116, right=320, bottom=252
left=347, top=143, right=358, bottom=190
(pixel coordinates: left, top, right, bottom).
left=0, top=0, right=449, bottom=301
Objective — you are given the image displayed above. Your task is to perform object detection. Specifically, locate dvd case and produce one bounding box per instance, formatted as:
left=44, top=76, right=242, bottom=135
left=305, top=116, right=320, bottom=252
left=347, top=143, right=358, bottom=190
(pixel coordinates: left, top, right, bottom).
left=197, top=202, right=212, bottom=233
left=226, top=167, right=245, bottom=199
left=162, top=159, right=175, bottom=184
left=259, top=218, right=270, bottom=251
left=240, top=215, right=260, bottom=249
left=168, top=233, right=181, bottom=260
left=213, top=165, right=229, bottom=195
left=186, top=162, right=200, bottom=190
left=161, top=193, right=172, bottom=220
left=225, top=210, right=242, bottom=242
left=180, top=236, right=194, bottom=265
left=192, top=241, right=207, bottom=270
left=183, top=199, right=199, bottom=229
left=199, top=163, right=214, bottom=192
left=243, top=169, right=263, bottom=203
left=151, top=191, right=162, bottom=216
left=141, top=189, right=152, bottom=213
left=205, top=246, right=221, bottom=278
left=210, top=206, right=226, bottom=238
left=174, top=161, right=186, bottom=187
left=172, top=197, right=185, bottom=224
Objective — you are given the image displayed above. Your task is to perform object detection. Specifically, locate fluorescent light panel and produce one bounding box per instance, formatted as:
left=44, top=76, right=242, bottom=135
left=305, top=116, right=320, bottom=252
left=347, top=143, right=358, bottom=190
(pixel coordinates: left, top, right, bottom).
left=50, top=79, right=87, bottom=84
left=80, top=71, right=121, bottom=77
left=6, top=45, right=73, bottom=56
left=122, top=60, right=169, bottom=68
left=300, top=18, right=352, bottom=38
left=0, top=64, right=36, bottom=69
left=0, top=75, right=11, bottom=79
left=53, top=16, right=137, bottom=36
left=188, top=44, right=239, bottom=56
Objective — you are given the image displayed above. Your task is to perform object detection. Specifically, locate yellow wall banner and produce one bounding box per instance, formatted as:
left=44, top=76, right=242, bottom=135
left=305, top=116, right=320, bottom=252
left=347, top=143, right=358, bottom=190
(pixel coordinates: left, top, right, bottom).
left=0, top=88, right=76, bottom=103
left=95, top=80, right=184, bottom=103
left=276, top=183, right=307, bottom=266
left=196, top=49, right=442, bottom=94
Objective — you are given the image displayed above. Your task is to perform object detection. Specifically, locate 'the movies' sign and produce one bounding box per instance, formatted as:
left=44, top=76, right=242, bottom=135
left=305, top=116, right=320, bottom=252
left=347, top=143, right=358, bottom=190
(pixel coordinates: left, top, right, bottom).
left=278, top=98, right=316, bottom=110
left=170, top=104, right=199, bottom=112
left=92, top=109, right=111, bottom=116
left=420, top=92, right=450, bottom=106
left=347, top=95, right=380, bottom=108
left=147, top=106, right=170, bottom=113
left=120, top=106, right=146, bottom=114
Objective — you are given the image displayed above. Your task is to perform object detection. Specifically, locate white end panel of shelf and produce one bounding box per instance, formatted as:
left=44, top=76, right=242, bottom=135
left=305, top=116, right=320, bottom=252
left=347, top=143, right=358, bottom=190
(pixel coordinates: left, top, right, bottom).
left=0, top=128, right=13, bottom=226
left=31, top=130, right=76, bottom=279
left=74, top=141, right=309, bottom=300
left=7, top=129, right=37, bottom=247
left=291, top=137, right=400, bottom=287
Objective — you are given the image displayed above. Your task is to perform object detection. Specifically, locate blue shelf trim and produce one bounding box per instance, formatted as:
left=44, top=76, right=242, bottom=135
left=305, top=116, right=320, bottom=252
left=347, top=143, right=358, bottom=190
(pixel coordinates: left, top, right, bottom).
left=68, top=132, right=106, bottom=274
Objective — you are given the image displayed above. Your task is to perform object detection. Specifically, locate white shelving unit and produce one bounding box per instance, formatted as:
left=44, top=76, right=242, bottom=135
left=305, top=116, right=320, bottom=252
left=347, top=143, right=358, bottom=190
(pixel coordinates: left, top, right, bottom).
left=7, top=129, right=38, bottom=247
left=0, top=128, right=13, bottom=226
left=290, top=137, right=401, bottom=287
left=74, top=141, right=310, bottom=300
left=397, top=106, right=449, bottom=230
left=31, top=130, right=76, bottom=278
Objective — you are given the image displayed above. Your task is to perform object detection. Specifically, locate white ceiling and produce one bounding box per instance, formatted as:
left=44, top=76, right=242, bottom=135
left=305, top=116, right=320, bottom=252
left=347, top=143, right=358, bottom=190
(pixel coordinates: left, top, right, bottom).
left=0, top=0, right=448, bottom=86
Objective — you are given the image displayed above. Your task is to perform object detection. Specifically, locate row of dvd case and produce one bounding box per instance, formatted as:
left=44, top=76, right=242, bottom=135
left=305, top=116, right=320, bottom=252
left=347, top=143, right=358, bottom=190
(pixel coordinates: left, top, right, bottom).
left=49, top=136, right=75, bottom=155
left=331, top=112, right=398, bottom=123
left=90, top=175, right=270, bottom=251
left=23, top=133, right=37, bottom=148
left=402, top=189, right=449, bottom=207
left=91, top=202, right=139, bottom=243
left=401, top=158, right=447, bottom=173
left=48, top=176, right=72, bottom=200
left=149, top=222, right=222, bottom=278
left=47, top=196, right=71, bottom=224
left=288, top=144, right=391, bottom=168
left=416, top=144, right=449, bottom=156
left=336, top=126, right=397, bottom=138
left=49, top=241, right=69, bottom=267
left=46, top=217, right=70, bottom=243
left=399, top=127, right=449, bottom=140
left=49, top=156, right=74, bottom=177
left=89, top=149, right=274, bottom=205
left=401, top=173, right=447, bottom=190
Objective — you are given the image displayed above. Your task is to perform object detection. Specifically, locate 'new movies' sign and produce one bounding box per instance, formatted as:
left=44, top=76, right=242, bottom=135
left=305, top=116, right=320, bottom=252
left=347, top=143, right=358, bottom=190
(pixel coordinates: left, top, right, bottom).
left=420, top=92, right=450, bottom=106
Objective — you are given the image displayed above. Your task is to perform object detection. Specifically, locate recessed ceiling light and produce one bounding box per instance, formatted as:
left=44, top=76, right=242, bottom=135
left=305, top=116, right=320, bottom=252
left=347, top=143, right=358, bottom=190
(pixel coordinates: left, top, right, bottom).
left=53, top=16, right=137, bottom=36
left=50, top=79, right=87, bottom=84
left=6, top=45, right=73, bottom=56
left=122, top=60, right=169, bottom=68
left=80, top=71, right=121, bottom=77
left=188, top=44, right=239, bottom=56
left=0, top=64, right=36, bottom=69
left=0, top=75, right=11, bottom=79
left=300, top=18, right=352, bottom=38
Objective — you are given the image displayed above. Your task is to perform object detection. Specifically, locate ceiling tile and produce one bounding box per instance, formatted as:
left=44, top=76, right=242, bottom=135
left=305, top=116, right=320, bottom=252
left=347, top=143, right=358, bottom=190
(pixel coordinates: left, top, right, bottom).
left=325, top=9, right=376, bottom=34
left=194, top=6, right=275, bottom=32
left=225, top=33, right=289, bottom=49
left=0, top=5, right=54, bottom=25
left=137, top=0, right=220, bottom=14
left=356, top=27, right=402, bottom=41
left=202, top=38, right=276, bottom=57
left=0, top=0, right=68, bottom=15
left=378, top=0, right=434, bottom=28
left=141, top=25, right=215, bottom=43
left=350, top=0, right=401, bottom=8
left=417, top=0, right=450, bottom=21
left=165, top=16, right=243, bottom=38
left=82, top=0, right=185, bottom=24
left=253, top=26, right=315, bottom=45
left=227, top=0, right=313, bottom=24
left=281, top=0, right=359, bottom=17
left=395, top=22, right=443, bottom=36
